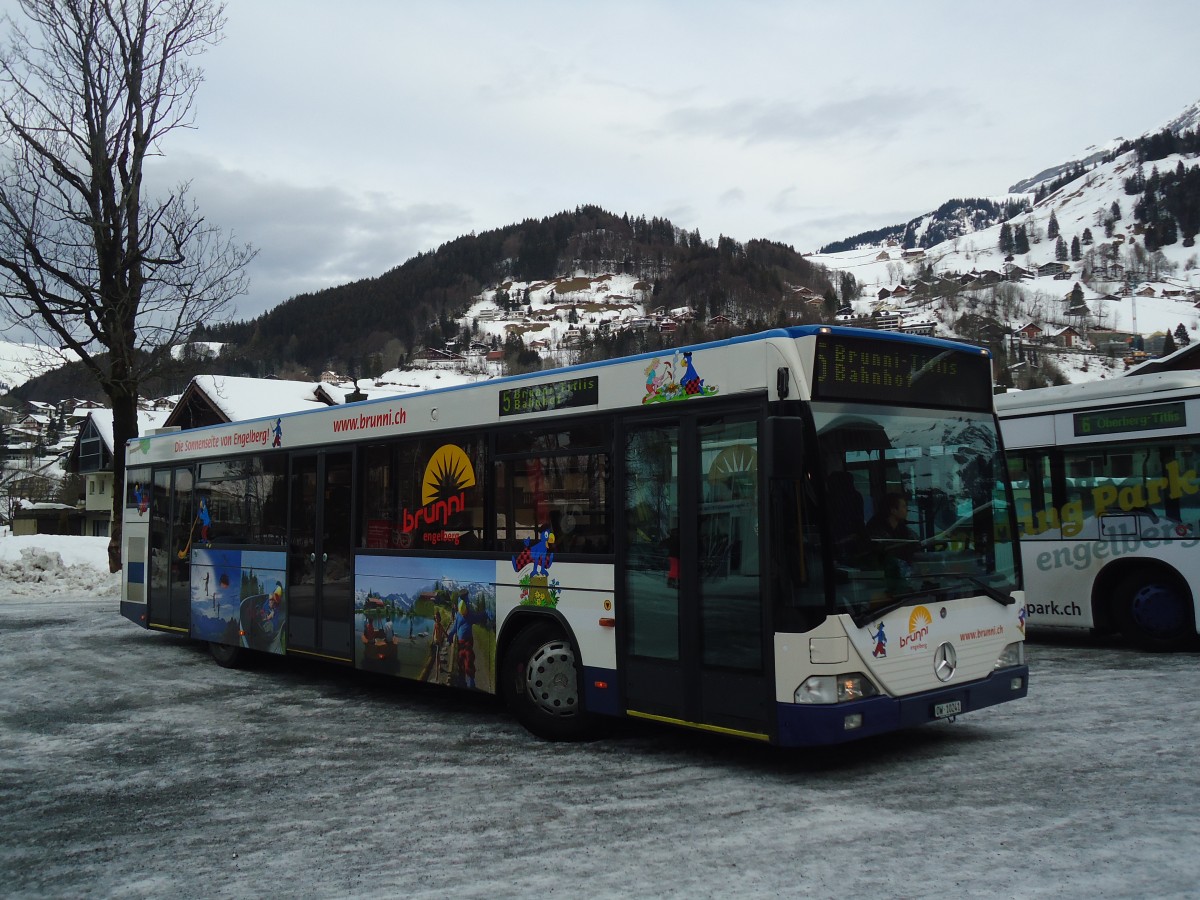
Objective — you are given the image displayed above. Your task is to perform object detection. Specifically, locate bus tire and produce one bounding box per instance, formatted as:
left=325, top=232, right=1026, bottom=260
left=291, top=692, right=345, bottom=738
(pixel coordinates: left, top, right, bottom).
left=209, top=640, right=248, bottom=669
left=501, top=622, right=593, bottom=741
left=1114, top=570, right=1194, bottom=652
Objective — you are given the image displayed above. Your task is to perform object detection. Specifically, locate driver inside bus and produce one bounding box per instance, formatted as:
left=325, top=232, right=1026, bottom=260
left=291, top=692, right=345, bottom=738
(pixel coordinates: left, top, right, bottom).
left=867, top=493, right=918, bottom=563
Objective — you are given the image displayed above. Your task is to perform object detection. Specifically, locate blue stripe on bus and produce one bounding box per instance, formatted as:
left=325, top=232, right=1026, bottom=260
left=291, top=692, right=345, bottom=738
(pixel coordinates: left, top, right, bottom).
left=128, top=562, right=145, bottom=584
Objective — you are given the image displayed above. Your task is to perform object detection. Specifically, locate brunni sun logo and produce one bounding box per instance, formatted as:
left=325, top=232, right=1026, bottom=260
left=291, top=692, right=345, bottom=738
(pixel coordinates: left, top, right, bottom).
left=900, top=605, right=933, bottom=650
left=399, top=444, right=476, bottom=546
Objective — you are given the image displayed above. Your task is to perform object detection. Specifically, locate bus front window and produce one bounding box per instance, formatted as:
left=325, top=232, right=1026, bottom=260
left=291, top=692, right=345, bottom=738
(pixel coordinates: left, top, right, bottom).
left=812, top=404, right=1018, bottom=625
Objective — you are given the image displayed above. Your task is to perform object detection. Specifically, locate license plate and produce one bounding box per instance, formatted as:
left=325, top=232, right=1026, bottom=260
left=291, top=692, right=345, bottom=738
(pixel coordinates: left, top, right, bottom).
left=934, top=700, right=962, bottom=719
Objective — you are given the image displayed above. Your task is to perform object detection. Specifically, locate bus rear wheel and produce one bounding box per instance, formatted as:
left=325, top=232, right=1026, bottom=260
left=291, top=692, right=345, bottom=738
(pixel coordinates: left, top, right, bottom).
left=1114, top=570, right=1194, bottom=651
left=502, top=622, right=593, bottom=741
left=209, top=640, right=248, bottom=669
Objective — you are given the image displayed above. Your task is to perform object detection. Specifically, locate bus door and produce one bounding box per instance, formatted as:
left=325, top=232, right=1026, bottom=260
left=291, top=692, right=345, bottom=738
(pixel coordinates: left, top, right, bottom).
left=621, top=414, right=770, bottom=739
left=288, top=451, right=354, bottom=660
left=148, top=465, right=192, bottom=631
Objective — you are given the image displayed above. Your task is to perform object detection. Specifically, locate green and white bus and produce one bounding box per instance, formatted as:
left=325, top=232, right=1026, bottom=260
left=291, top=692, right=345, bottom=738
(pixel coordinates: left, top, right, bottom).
left=996, top=371, right=1200, bottom=650
left=121, top=325, right=1027, bottom=746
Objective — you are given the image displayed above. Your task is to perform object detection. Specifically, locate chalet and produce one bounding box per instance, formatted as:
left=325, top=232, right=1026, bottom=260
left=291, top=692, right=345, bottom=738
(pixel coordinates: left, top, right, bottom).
left=165, top=375, right=342, bottom=430
left=790, top=287, right=823, bottom=305
left=1052, top=325, right=1082, bottom=348
left=1135, top=285, right=1157, bottom=298
left=889, top=284, right=911, bottom=298
left=901, top=248, right=925, bottom=260
left=1005, top=265, right=1032, bottom=281
left=416, top=347, right=467, bottom=363
left=875, top=251, right=890, bottom=261
left=1037, top=262, right=1070, bottom=277
left=875, top=287, right=892, bottom=301
left=709, top=314, right=734, bottom=328
left=65, top=408, right=171, bottom=537
left=975, top=270, right=1004, bottom=286
left=658, top=320, right=678, bottom=334
left=1015, top=322, right=1044, bottom=343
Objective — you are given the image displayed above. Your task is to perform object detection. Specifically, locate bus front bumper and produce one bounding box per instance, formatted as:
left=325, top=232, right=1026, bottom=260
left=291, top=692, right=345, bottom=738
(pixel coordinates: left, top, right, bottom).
left=775, top=665, right=1029, bottom=747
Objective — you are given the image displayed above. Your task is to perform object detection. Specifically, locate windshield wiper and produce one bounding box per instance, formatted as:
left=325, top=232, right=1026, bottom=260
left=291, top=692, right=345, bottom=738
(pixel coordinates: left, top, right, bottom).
left=960, top=575, right=1015, bottom=606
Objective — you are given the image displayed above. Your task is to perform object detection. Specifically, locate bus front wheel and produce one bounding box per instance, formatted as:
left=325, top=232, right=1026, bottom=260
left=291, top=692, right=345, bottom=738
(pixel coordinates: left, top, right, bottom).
left=502, top=622, right=593, bottom=741
left=1114, top=570, right=1194, bottom=651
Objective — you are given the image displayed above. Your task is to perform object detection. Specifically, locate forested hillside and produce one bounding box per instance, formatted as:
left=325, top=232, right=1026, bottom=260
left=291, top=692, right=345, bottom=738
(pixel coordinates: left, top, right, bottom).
left=197, top=205, right=841, bottom=377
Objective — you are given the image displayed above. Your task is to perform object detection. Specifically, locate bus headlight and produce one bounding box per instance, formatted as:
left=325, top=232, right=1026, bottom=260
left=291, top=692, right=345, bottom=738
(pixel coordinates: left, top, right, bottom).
left=794, top=673, right=881, bottom=705
left=994, top=642, right=1025, bottom=670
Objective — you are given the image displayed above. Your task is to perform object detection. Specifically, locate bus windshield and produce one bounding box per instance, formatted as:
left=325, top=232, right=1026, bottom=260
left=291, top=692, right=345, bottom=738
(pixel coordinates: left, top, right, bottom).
left=813, top=403, right=1018, bottom=625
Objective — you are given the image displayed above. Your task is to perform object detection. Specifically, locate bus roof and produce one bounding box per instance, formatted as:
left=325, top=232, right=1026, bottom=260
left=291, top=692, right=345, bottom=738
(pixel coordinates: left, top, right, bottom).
left=994, top=370, right=1200, bottom=416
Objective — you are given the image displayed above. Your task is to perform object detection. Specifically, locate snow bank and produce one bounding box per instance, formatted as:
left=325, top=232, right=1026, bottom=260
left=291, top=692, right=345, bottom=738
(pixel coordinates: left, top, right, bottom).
left=0, top=535, right=119, bottom=598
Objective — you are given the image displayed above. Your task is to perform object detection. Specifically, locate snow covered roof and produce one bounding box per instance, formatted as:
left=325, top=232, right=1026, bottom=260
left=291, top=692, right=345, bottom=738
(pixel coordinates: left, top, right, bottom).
left=165, top=374, right=339, bottom=429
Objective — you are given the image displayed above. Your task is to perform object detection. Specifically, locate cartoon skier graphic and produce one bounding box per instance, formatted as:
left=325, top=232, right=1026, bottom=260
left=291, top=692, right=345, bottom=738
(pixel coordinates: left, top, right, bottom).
left=198, top=497, right=212, bottom=545
left=871, top=622, right=888, bottom=658
left=272, top=418, right=283, bottom=448
left=133, top=482, right=149, bottom=515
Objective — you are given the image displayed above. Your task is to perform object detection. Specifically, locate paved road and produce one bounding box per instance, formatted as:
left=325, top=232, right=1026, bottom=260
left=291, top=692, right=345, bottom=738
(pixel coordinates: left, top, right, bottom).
left=2, top=599, right=1198, bottom=899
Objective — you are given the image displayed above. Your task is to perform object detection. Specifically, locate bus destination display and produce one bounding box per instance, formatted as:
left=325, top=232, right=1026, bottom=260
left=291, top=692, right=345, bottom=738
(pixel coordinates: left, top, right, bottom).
left=1073, top=401, right=1186, bottom=437
left=499, top=376, right=599, bottom=417
left=813, top=335, right=992, bottom=410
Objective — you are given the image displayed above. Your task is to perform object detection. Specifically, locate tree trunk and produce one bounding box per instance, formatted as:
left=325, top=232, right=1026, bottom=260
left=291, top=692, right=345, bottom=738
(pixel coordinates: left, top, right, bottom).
left=107, top=388, right=139, bottom=574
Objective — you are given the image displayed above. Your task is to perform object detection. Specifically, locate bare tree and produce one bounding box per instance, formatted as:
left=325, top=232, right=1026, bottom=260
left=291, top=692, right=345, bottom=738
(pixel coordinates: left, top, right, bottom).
left=0, top=0, right=255, bottom=570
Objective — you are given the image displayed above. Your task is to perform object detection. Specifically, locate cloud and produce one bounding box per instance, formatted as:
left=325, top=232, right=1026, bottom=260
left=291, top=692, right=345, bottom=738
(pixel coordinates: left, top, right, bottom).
left=662, top=91, right=965, bottom=147
left=143, top=154, right=474, bottom=319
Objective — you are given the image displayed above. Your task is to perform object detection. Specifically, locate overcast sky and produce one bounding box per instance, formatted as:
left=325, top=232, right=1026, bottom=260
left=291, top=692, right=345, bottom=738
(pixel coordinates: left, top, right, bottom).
left=123, top=2, right=1200, bottom=318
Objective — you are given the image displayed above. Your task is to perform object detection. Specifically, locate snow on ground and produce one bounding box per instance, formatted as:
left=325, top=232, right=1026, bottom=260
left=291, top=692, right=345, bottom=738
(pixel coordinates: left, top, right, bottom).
left=0, top=535, right=118, bottom=597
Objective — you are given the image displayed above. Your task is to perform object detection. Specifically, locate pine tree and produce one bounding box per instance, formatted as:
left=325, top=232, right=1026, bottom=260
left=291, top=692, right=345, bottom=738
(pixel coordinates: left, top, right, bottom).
left=1082, top=227, right=1094, bottom=245
left=1013, top=225, right=1030, bottom=255
left=1162, top=330, right=1177, bottom=356
left=1070, top=236, right=1082, bottom=261
left=1055, top=236, right=1068, bottom=261
left=1047, top=210, right=1060, bottom=239
left=999, top=222, right=1013, bottom=254
left=1175, top=323, right=1191, bottom=347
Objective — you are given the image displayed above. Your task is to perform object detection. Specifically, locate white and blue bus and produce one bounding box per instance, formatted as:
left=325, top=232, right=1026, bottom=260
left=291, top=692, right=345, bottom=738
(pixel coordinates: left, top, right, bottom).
left=120, top=325, right=1027, bottom=746
left=996, top=371, right=1200, bottom=650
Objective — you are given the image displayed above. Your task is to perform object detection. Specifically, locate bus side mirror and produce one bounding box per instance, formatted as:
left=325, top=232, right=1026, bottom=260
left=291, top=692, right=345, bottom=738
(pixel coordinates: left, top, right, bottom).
left=766, top=417, right=805, bottom=478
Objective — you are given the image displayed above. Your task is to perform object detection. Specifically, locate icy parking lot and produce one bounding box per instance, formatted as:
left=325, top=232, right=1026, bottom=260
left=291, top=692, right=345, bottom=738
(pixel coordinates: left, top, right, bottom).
left=1, top=543, right=1199, bottom=898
